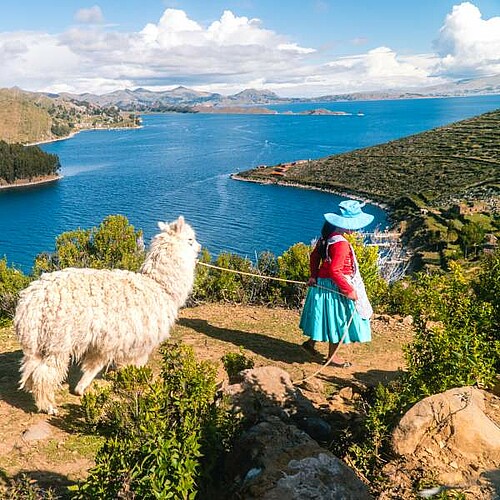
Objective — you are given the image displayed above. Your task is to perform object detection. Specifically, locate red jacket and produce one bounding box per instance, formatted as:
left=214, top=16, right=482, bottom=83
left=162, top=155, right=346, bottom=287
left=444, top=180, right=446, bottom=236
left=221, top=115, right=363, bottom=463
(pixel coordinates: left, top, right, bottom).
left=310, top=232, right=355, bottom=296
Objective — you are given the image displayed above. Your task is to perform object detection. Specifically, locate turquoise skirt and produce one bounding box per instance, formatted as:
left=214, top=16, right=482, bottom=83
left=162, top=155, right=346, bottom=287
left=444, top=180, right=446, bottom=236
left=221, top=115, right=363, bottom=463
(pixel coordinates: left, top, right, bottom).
left=299, top=278, right=371, bottom=344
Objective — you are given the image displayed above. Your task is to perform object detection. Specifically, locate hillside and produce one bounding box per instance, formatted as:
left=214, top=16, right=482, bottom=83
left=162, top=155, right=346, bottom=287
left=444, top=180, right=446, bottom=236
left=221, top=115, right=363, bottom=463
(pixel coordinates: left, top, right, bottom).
left=0, top=88, right=140, bottom=145
left=235, top=109, right=500, bottom=266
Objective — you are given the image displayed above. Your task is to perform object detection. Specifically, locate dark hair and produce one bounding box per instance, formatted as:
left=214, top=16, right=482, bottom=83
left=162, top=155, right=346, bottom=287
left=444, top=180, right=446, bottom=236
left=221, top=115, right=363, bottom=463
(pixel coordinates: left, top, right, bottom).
left=317, top=221, right=337, bottom=260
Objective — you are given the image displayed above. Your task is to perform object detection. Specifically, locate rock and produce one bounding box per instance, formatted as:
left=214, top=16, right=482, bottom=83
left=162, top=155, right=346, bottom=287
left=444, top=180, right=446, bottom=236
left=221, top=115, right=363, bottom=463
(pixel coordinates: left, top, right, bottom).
left=402, top=315, right=413, bottom=326
left=339, top=386, right=354, bottom=400
left=299, top=377, right=324, bottom=393
left=373, top=314, right=392, bottom=323
left=225, top=416, right=372, bottom=499
left=263, top=453, right=372, bottom=499
left=22, top=421, right=53, bottom=442
left=393, top=386, right=500, bottom=460
left=224, top=366, right=317, bottom=421
left=295, top=416, right=332, bottom=442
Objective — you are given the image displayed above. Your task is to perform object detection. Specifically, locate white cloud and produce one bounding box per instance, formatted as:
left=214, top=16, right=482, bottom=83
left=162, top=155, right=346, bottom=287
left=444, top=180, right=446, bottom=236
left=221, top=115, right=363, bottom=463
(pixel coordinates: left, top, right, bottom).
left=0, top=4, right=498, bottom=97
left=75, top=5, right=104, bottom=25
left=433, top=2, right=500, bottom=76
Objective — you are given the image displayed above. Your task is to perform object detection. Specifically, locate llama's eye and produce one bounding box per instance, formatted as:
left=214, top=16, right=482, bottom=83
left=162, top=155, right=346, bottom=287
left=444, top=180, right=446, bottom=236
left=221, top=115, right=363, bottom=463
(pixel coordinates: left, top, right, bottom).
left=188, top=238, right=194, bottom=245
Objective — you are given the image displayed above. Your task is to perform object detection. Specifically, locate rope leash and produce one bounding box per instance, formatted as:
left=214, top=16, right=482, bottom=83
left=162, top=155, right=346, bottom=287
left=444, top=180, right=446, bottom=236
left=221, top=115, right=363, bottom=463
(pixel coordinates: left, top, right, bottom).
left=196, top=260, right=358, bottom=384
left=197, top=261, right=346, bottom=296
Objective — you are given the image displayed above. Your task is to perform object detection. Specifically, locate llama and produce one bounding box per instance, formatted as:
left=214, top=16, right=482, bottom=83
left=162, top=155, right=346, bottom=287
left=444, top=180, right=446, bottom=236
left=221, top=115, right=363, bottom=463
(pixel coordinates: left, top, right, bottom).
left=15, top=216, right=201, bottom=414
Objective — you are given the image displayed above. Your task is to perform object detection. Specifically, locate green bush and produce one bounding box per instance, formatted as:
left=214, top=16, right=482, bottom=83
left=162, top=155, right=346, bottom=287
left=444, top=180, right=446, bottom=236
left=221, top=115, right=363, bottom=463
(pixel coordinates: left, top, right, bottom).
left=0, top=258, right=31, bottom=324
left=0, top=473, right=57, bottom=499
left=277, top=242, right=311, bottom=307
left=475, top=247, right=500, bottom=339
left=221, top=348, right=255, bottom=381
left=346, top=234, right=389, bottom=308
left=34, top=215, right=145, bottom=274
left=76, top=343, right=240, bottom=499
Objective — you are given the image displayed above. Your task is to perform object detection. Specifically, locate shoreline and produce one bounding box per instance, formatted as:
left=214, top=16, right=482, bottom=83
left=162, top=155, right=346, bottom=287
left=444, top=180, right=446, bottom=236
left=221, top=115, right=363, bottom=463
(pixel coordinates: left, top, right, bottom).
left=27, top=123, right=143, bottom=147
left=0, top=174, right=62, bottom=190
left=230, top=173, right=391, bottom=212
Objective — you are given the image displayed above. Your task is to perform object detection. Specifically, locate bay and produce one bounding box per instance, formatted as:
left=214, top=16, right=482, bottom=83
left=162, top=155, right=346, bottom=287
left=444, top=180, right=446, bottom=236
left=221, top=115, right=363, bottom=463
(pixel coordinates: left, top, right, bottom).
left=1, top=95, right=499, bottom=272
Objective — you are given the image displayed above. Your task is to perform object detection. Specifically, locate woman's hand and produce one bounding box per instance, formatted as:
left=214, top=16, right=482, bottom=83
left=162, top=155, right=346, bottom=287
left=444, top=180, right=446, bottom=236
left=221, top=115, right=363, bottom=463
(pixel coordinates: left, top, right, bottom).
left=346, top=289, right=358, bottom=301
left=307, top=277, right=317, bottom=287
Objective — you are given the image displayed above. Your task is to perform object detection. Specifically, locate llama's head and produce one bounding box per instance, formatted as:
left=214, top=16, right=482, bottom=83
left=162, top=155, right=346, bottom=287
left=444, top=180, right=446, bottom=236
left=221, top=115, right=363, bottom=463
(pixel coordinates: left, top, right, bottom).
left=140, top=216, right=201, bottom=290
left=157, top=216, right=201, bottom=257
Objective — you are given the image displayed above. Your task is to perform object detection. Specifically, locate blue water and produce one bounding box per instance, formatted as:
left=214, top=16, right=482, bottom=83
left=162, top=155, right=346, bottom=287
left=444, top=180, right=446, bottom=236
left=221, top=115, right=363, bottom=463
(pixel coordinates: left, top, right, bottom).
left=1, top=95, right=499, bottom=272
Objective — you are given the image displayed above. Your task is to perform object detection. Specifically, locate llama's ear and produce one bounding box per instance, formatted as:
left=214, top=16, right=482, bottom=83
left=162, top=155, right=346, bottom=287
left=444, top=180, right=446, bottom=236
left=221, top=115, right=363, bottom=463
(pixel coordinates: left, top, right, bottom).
left=158, top=221, right=168, bottom=231
left=174, top=216, right=185, bottom=233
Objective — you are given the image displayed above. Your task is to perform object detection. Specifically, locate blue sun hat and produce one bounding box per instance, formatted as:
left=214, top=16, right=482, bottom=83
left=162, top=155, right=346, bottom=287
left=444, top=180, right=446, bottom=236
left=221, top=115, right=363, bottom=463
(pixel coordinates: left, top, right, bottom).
left=324, top=199, right=374, bottom=230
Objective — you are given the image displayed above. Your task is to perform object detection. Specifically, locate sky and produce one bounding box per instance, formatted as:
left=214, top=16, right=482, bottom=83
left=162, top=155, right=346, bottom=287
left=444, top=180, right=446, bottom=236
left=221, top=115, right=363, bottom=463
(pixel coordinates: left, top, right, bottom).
left=0, top=0, right=499, bottom=97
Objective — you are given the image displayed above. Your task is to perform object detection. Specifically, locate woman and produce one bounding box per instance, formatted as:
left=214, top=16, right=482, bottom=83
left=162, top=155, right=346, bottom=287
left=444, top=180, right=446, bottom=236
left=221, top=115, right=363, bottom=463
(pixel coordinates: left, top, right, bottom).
left=299, top=199, right=374, bottom=367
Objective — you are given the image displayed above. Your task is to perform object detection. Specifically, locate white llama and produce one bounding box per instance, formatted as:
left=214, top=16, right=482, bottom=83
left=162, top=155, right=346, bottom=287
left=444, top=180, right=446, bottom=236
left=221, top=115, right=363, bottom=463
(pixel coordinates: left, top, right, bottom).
left=15, top=216, right=201, bottom=414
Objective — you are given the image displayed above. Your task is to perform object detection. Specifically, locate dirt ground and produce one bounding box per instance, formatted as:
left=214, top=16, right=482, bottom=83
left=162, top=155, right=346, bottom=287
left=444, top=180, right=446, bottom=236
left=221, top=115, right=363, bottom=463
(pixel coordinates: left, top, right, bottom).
left=0, top=303, right=414, bottom=495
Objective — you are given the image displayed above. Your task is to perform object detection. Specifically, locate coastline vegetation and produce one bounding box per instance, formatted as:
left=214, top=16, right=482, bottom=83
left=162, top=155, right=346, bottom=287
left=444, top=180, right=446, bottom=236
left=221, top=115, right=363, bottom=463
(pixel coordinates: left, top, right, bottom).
left=0, top=141, right=61, bottom=186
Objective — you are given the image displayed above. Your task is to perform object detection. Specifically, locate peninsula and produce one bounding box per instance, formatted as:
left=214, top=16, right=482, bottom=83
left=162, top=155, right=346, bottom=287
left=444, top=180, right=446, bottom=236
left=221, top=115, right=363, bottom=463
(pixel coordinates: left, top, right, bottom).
left=233, top=109, right=500, bottom=269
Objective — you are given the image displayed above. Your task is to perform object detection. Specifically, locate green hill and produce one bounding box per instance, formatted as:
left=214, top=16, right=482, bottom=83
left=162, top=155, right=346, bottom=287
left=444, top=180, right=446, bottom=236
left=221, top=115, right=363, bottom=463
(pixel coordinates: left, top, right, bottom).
left=0, top=88, right=140, bottom=145
left=237, top=109, right=499, bottom=205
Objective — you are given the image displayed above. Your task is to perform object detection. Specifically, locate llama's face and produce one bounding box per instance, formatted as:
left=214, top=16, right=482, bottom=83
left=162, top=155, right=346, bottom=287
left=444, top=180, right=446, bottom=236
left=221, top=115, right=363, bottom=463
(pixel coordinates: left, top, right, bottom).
left=158, top=217, right=201, bottom=257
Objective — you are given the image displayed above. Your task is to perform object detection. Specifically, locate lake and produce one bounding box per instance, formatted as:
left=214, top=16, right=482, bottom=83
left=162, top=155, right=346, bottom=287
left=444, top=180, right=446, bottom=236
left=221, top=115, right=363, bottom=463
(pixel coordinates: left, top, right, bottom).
left=1, top=95, right=499, bottom=272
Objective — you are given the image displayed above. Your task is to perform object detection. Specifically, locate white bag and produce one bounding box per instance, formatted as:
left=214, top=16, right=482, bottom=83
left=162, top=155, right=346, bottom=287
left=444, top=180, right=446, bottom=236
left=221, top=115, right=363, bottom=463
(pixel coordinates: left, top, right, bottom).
left=326, top=235, right=373, bottom=320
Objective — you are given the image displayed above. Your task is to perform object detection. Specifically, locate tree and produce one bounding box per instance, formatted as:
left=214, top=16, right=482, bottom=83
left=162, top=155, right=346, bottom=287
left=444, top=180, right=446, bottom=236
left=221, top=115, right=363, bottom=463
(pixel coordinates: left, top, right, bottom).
left=460, top=221, right=485, bottom=258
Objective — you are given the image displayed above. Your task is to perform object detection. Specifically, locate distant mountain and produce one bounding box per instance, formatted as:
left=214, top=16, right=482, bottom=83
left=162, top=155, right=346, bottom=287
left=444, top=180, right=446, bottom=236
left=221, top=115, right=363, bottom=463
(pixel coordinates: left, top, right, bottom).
left=412, top=74, right=500, bottom=97
left=60, top=86, right=223, bottom=110
left=57, top=74, right=500, bottom=111
left=61, top=87, right=292, bottom=110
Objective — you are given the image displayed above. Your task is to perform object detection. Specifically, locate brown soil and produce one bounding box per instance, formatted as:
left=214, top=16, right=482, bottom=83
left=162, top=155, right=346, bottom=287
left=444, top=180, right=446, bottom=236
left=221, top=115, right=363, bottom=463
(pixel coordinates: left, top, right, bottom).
left=0, top=304, right=413, bottom=497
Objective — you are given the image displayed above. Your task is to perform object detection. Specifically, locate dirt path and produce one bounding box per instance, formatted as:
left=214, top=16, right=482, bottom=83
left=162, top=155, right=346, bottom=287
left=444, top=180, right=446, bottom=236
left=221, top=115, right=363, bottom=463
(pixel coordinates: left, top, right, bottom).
left=0, top=304, right=413, bottom=495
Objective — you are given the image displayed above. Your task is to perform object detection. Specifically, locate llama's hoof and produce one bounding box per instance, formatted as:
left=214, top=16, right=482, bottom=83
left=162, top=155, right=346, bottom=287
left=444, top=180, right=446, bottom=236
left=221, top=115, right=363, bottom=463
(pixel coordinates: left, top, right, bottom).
left=47, top=406, right=58, bottom=415
left=73, top=387, right=84, bottom=396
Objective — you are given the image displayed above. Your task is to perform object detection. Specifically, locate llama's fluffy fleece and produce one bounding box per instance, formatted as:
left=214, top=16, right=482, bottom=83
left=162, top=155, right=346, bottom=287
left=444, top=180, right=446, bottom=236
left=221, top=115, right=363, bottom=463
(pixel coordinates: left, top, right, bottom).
left=15, top=216, right=200, bottom=414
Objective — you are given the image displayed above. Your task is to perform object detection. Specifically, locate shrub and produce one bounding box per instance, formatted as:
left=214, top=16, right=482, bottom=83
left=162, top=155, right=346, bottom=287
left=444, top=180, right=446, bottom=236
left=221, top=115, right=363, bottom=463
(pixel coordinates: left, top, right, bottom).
left=347, top=259, right=498, bottom=487
left=76, top=343, right=241, bottom=499
left=222, top=348, right=255, bottom=381
left=0, top=473, right=57, bottom=499
left=0, top=259, right=31, bottom=324
left=209, top=252, right=254, bottom=303
left=475, top=247, right=500, bottom=339
left=277, top=242, right=311, bottom=307
left=33, top=215, right=145, bottom=274
left=346, top=234, right=389, bottom=308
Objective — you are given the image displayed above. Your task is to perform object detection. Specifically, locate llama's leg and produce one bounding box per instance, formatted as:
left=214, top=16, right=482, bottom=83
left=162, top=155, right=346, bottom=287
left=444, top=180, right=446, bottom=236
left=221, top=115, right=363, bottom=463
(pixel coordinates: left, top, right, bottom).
left=132, top=353, right=150, bottom=367
left=20, top=353, right=69, bottom=415
left=74, top=354, right=106, bottom=396
left=115, top=351, right=151, bottom=369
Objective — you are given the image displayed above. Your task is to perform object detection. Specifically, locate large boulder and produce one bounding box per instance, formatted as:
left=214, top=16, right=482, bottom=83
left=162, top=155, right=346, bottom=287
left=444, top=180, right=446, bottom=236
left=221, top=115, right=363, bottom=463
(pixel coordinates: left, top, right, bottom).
left=225, top=416, right=372, bottom=500
left=392, top=386, right=500, bottom=485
